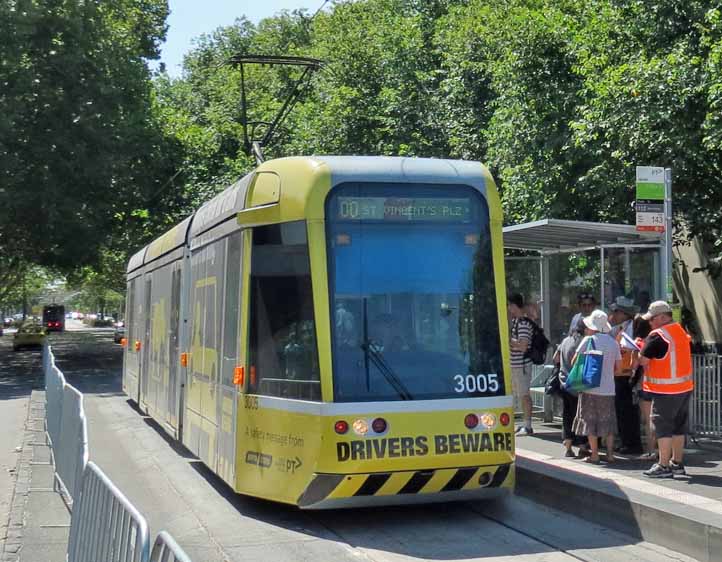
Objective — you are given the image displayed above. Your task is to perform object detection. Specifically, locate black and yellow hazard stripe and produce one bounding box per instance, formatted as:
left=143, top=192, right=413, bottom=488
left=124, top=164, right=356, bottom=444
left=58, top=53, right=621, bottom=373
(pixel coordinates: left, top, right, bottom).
left=298, top=464, right=511, bottom=507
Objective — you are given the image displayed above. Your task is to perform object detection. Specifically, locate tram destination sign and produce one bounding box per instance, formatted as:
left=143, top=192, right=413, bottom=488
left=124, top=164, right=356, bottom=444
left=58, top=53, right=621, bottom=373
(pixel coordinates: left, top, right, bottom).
left=336, top=196, right=472, bottom=222
left=635, top=166, right=665, bottom=233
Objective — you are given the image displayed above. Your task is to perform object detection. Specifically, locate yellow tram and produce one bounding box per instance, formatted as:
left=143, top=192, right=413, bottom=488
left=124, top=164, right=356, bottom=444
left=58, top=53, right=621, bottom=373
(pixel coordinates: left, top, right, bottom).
left=123, top=156, right=514, bottom=508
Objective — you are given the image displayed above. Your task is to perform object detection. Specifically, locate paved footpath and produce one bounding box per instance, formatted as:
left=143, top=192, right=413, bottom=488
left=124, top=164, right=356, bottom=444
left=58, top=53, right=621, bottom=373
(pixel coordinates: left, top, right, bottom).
left=0, top=331, right=69, bottom=562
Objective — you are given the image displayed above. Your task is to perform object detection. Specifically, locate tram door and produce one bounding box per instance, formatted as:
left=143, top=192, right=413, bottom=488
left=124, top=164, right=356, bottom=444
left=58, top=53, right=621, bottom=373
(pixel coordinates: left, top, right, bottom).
left=216, top=232, right=242, bottom=485
left=167, top=263, right=182, bottom=435
left=186, top=239, right=232, bottom=477
left=140, top=276, right=152, bottom=410
left=123, top=276, right=142, bottom=403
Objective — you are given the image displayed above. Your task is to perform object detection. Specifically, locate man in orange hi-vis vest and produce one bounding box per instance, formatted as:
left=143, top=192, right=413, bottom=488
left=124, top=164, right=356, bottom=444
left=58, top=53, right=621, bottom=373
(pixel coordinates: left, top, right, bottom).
left=638, top=301, right=693, bottom=479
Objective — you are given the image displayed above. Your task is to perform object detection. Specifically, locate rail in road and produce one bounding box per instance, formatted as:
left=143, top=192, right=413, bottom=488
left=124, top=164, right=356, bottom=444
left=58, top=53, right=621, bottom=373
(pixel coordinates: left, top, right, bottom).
left=28, top=326, right=698, bottom=562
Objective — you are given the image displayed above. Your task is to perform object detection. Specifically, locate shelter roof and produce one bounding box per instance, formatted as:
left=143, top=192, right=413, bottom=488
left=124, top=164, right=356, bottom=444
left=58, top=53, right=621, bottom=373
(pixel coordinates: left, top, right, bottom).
left=502, top=219, right=661, bottom=253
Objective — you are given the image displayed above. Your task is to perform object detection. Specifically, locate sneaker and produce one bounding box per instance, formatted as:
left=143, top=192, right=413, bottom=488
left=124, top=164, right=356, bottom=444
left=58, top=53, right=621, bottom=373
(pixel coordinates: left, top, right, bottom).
left=643, top=463, right=673, bottom=479
left=515, top=426, right=534, bottom=436
left=639, top=451, right=658, bottom=461
left=669, top=461, right=687, bottom=476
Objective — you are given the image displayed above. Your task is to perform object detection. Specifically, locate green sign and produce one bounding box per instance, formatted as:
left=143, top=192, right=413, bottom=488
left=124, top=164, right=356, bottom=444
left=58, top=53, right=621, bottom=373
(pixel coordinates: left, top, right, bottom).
left=636, top=182, right=664, bottom=200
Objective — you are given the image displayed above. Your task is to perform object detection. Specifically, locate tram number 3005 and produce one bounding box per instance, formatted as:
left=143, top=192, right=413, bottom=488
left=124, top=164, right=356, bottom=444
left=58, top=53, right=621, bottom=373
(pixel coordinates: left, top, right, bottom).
left=453, top=373, right=500, bottom=394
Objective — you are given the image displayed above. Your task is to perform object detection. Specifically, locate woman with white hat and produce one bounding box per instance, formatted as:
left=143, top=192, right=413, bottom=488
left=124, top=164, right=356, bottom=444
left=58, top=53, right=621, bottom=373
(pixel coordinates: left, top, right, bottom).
left=571, top=309, right=623, bottom=464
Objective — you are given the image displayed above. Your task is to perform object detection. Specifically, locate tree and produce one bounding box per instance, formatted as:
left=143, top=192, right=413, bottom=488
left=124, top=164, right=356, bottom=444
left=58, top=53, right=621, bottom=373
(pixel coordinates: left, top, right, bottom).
left=0, top=0, right=173, bottom=274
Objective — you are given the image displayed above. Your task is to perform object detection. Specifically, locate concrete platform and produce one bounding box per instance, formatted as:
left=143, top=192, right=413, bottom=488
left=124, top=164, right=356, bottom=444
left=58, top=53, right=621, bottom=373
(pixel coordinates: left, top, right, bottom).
left=516, top=422, right=722, bottom=562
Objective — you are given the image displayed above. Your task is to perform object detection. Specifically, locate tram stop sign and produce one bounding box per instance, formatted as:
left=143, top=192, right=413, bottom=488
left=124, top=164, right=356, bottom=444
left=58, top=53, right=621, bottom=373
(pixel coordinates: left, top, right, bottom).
left=635, top=166, right=665, bottom=232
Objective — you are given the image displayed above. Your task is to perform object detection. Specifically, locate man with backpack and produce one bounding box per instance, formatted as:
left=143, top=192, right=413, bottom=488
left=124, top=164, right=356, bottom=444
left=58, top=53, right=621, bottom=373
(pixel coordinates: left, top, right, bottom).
left=508, top=293, right=536, bottom=435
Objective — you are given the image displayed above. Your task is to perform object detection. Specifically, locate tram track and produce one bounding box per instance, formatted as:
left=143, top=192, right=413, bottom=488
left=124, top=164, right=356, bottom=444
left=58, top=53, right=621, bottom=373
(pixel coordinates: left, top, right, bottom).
left=305, top=498, right=586, bottom=562
left=465, top=502, right=589, bottom=562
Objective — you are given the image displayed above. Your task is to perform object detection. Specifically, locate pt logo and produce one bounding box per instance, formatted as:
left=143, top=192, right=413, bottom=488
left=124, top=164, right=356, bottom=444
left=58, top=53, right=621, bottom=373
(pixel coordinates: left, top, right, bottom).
left=275, top=456, right=303, bottom=474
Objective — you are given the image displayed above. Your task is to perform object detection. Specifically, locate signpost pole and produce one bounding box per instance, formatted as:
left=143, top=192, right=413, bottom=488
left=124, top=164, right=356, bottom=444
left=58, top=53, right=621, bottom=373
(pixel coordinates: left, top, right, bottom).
left=664, top=168, right=673, bottom=302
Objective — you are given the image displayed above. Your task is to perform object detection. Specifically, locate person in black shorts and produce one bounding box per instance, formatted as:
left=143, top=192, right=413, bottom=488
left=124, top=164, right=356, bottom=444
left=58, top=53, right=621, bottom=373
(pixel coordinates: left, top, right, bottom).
left=638, top=302, right=694, bottom=479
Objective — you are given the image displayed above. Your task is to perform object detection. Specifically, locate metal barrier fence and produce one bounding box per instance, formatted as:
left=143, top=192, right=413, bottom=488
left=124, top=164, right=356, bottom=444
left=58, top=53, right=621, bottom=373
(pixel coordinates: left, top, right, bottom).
left=67, top=461, right=150, bottom=562
left=42, top=344, right=193, bottom=562
left=44, top=351, right=65, bottom=453
left=43, top=345, right=88, bottom=506
left=150, top=531, right=193, bottom=562
left=56, top=384, right=89, bottom=502
left=690, top=353, right=722, bottom=438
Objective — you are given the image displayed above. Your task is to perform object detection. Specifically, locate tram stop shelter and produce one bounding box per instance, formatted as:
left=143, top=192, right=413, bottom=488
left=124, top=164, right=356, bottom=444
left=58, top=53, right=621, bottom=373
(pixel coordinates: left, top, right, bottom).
left=502, top=219, right=664, bottom=347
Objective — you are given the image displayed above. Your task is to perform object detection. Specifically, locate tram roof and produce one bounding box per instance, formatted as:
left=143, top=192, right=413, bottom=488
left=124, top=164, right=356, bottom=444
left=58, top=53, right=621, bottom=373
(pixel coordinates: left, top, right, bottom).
left=127, top=246, right=147, bottom=275
left=128, top=156, right=496, bottom=273
left=190, top=174, right=254, bottom=239
left=308, top=155, right=491, bottom=184
left=502, top=219, right=661, bottom=254
left=145, top=216, right=193, bottom=264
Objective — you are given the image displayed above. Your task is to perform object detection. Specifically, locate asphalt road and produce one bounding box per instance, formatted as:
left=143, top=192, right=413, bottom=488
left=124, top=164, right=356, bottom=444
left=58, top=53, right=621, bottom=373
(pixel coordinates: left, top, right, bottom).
left=35, top=321, right=698, bottom=562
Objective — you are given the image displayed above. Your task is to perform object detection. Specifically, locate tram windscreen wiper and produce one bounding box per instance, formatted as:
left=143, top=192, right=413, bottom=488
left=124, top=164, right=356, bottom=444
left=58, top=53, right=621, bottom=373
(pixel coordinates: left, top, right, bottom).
left=360, top=341, right=413, bottom=401
left=359, top=298, right=412, bottom=400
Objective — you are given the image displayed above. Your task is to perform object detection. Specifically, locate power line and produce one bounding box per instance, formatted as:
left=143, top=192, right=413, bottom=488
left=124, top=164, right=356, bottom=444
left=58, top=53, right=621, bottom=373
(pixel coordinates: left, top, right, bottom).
left=311, top=0, right=330, bottom=21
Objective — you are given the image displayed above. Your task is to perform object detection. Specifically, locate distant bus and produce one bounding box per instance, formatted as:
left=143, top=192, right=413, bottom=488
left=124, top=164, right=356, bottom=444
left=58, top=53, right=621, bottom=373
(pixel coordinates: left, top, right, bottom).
left=42, top=304, right=65, bottom=332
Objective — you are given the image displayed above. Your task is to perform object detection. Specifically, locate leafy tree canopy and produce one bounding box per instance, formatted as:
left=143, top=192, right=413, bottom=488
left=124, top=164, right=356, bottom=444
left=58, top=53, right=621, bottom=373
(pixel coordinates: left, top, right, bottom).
left=7, top=0, right=722, bottom=290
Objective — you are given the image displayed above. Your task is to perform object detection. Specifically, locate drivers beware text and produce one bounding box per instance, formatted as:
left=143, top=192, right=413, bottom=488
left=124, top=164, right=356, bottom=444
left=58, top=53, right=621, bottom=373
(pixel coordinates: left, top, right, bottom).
left=337, top=433, right=512, bottom=462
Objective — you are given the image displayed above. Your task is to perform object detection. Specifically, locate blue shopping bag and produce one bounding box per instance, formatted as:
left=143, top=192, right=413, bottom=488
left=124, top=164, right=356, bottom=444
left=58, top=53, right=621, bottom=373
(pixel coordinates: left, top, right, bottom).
left=563, top=337, right=604, bottom=392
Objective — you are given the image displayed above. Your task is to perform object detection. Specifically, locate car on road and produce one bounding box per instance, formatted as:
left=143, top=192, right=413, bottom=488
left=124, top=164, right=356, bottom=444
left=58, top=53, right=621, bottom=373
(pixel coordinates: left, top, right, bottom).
left=13, top=322, right=46, bottom=351
left=113, top=321, right=125, bottom=344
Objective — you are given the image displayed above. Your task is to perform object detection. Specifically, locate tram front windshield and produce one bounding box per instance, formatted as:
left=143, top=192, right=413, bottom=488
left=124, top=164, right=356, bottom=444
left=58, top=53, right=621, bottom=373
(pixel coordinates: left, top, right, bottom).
left=326, top=183, right=505, bottom=402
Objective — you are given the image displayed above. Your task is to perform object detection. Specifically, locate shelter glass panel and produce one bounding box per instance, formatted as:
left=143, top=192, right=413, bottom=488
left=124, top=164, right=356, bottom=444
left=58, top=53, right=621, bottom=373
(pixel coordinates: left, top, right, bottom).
left=603, top=247, right=657, bottom=314
left=505, top=257, right=542, bottom=323
left=547, top=251, right=601, bottom=344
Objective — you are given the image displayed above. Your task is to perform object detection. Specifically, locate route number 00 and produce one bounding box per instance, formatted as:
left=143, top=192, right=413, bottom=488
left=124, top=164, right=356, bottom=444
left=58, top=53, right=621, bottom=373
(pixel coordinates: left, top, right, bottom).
left=453, top=373, right=499, bottom=393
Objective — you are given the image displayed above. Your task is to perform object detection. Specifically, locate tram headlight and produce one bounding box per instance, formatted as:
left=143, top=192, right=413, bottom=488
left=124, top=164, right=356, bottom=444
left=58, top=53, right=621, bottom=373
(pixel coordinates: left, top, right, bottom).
left=478, top=413, right=497, bottom=430
left=499, top=412, right=511, bottom=426
left=352, top=419, right=369, bottom=436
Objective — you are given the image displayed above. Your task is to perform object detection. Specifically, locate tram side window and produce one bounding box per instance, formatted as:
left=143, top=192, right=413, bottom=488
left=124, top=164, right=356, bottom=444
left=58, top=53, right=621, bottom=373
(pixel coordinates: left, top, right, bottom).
left=221, top=232, right=242, bottom=388
left=249, top=222, right=320, bottom=401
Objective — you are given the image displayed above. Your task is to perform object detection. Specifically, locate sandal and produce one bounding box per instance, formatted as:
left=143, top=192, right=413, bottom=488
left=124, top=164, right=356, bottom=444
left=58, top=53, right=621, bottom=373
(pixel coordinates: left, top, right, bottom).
left=583, top=456, right=600, bottom=465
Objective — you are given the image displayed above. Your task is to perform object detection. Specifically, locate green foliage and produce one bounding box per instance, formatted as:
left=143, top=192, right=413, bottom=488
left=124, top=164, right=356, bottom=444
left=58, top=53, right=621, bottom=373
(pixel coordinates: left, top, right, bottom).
left=0, top=0, right=174, bottom=275
left=7, top=0, right=722, bottom=286
left=0, top=263, right=56, bottom=313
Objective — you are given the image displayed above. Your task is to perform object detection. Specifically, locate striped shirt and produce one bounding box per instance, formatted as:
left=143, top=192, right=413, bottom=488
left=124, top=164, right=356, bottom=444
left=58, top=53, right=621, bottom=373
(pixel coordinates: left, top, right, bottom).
left=510, top=317, right=533, bottom=368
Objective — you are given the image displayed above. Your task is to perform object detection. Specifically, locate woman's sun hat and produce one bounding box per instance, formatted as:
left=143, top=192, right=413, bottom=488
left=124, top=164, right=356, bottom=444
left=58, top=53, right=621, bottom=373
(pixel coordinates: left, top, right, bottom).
left=583, top=309, right=612, bottom=333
